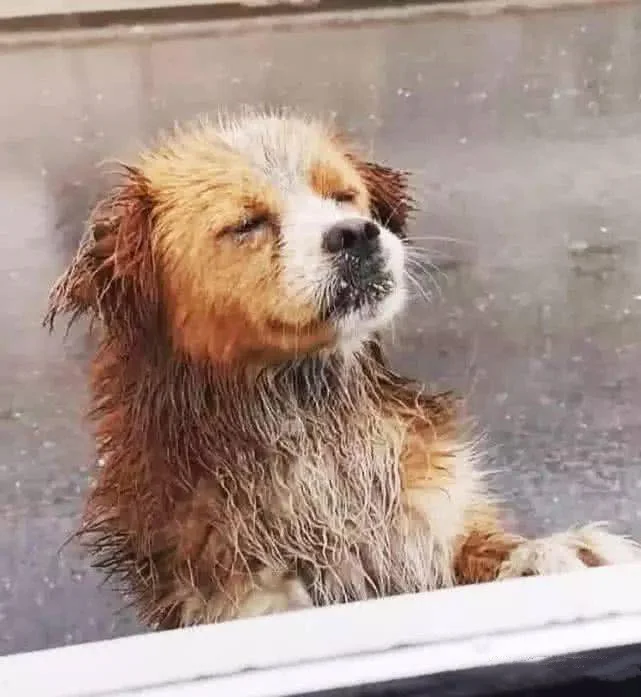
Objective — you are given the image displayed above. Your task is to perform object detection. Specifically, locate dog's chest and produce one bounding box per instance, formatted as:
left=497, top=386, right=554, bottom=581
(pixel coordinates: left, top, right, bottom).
left=263, top=415, right=450, bottom=602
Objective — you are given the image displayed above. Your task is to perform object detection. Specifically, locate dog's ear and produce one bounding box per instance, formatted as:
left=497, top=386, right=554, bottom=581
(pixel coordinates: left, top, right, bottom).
left=348, top=155, right=414, bottom=238
left=45, top=165, right=159, bottom=338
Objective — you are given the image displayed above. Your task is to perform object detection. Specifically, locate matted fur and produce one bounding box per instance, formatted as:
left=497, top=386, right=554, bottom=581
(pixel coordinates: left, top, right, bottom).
left=47, top=111, right=640, bottom=629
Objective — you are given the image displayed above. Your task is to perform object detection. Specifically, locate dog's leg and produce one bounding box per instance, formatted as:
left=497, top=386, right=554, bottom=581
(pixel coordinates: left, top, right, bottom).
left=176, top=568, right=313, bottom=626
left=233, top=569, right=314, bottom=619
left=497, top=524, right=641, bottom=578
left=454, top=521, right=641, bottom=583
left=453, top=526, right=525, bottom=583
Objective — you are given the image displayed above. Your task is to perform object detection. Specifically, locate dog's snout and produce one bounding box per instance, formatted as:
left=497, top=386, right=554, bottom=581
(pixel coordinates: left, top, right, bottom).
left=322, top=219, right=380, bottom=255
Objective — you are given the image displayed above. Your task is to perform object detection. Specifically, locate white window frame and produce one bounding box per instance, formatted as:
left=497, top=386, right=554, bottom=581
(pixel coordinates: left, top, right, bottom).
left=2, top=563, right=641, bottom=696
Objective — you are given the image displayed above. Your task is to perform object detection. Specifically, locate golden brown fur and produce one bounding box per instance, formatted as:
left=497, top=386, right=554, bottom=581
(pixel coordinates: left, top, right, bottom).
left=47, top=112, right=640, bottom=629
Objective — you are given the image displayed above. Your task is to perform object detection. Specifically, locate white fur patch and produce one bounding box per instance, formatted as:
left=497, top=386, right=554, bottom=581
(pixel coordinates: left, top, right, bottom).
left=498, top=524, right=641, bottom=578
left=403, top=442, right=485, bottom=587
left=179, top=569, right=312, bottom=625
left=235, top=570, right=313, bottom=619
left=280, top=190, right=350, bottom=306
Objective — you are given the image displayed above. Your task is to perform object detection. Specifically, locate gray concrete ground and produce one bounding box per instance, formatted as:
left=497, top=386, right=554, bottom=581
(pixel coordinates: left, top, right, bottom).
left=2, top=1, right=641, bottom=657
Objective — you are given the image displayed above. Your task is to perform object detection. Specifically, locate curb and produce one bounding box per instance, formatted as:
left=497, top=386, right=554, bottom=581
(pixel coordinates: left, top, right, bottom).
left=0, top=0, right=631, bottom=33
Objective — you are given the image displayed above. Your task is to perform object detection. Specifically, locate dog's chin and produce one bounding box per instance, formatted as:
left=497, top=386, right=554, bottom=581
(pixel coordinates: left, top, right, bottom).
left=329, top=279, right=407, bottom=354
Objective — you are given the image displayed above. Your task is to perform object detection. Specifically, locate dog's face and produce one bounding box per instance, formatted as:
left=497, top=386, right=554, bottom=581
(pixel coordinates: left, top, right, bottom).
left=48, top=113, right=413, bottom=365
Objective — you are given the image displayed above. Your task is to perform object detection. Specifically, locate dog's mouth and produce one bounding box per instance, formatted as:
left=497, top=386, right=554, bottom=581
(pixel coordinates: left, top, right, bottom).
left=316, top=227, right=407, bottom=336
left=321, top=265, right=398, bottom=321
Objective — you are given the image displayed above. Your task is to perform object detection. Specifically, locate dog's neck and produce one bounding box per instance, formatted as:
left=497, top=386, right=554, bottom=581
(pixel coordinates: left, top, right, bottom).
left=97, top=336, right=380, bottom=458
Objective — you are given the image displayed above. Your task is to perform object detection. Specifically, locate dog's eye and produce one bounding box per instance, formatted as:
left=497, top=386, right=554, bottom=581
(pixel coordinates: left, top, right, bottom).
left=331, top=190, right=358, bottom=205
left=231, top=213, right=269, bottom=238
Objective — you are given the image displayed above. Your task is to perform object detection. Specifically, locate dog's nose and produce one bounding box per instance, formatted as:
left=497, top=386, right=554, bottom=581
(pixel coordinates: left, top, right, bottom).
left=322, top=219, right=380, bottom=255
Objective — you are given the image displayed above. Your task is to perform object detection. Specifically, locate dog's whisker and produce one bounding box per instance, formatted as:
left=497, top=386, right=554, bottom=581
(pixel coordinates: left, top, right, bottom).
left=405, top=255, right=449, bottom=289
left=405, top=267, right=441, bottom=303
left=408, top=235, right=475, bottom=246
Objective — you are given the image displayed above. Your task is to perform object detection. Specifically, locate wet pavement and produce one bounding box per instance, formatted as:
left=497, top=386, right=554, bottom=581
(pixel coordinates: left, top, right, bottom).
left=2, top=1, right=641, bottom=657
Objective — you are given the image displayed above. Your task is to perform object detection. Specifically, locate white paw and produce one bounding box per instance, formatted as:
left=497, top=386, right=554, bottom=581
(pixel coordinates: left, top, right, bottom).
left=178, top=570, right=313, bottom=625
left=498, top=524, right=641, bottom=579
left=237, top=570, right=313, bottom=619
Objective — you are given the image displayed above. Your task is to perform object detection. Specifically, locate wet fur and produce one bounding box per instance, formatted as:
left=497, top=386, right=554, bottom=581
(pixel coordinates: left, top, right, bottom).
left=47, top=112, right=640, bottom=629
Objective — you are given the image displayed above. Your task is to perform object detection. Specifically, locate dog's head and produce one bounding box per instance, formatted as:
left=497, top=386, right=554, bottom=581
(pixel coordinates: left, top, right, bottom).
left=47, top=112, right=413, bottom=365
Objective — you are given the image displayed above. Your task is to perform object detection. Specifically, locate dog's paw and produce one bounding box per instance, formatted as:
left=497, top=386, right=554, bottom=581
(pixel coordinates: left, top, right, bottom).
left=179, top=569, right=312, bottom=625
left=498, top=524, right=641, bottom=579
left=236, top=570, right=313, bottom=619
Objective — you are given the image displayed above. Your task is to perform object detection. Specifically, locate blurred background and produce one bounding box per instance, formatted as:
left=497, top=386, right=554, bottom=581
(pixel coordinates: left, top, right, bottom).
left=1, top=0, right=641, bottom=658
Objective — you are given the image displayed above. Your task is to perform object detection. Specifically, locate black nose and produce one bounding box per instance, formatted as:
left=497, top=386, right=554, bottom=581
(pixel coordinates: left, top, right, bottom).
left=322, top=219, right=380, bottom=255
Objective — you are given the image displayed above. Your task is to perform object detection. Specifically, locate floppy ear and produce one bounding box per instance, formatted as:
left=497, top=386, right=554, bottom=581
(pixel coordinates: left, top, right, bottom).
left=348, top=155, right=415, bottom=238
left=45, top=165, right=159, bottom=339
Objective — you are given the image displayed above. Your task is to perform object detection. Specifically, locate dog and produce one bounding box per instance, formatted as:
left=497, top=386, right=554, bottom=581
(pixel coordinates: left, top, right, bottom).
left=47, top=111, right=640, bottom=629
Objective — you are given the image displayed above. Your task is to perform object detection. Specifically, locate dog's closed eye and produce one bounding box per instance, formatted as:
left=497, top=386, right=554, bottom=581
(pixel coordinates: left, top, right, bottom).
left=223, top=212, right=271, bottom=240
left=330, top=189, right=358, bottom=205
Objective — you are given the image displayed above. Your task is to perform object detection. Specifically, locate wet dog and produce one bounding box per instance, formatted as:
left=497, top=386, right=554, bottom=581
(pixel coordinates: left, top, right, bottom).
left=47, top=111, right=640, bottom=629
